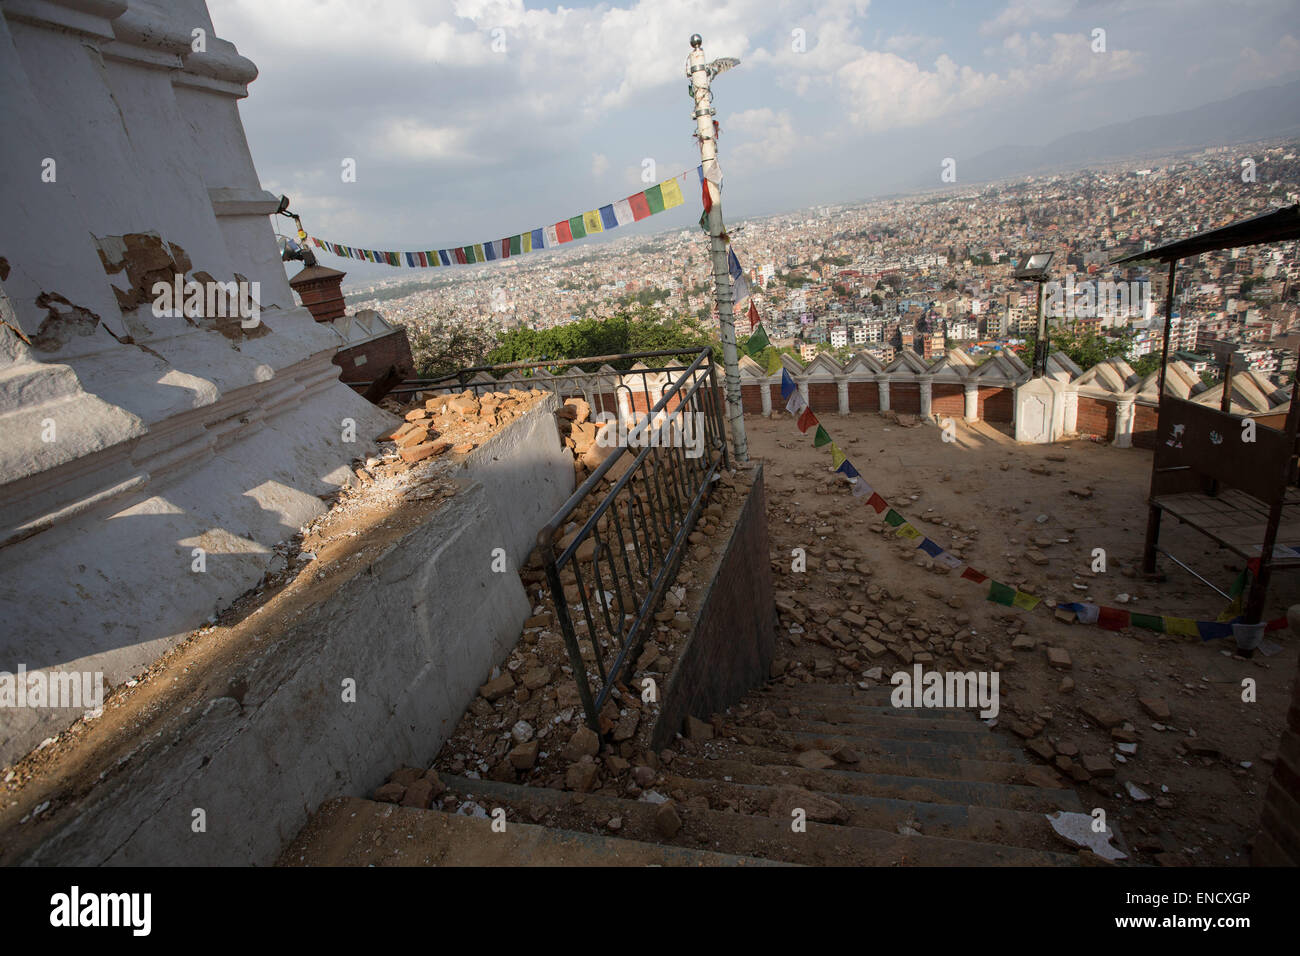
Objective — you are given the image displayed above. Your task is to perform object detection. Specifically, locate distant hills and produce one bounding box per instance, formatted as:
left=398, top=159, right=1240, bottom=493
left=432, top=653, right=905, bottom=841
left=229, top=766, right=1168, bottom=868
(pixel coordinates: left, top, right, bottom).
left=956, top=79, right=1300, bottom=185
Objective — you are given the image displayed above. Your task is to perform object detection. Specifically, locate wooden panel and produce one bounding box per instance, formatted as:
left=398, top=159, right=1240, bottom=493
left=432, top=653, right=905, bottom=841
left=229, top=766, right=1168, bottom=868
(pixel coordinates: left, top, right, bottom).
left=1152, top=397, right=1294, bottom=504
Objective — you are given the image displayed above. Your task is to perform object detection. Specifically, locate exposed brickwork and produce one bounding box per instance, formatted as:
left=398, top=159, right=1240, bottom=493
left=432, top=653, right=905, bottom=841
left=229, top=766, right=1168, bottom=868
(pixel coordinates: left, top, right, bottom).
left=848, top=381, right=880, bottom=412
left=1254, top=659, right=1300, bottom=865
left=932, top=384, right=964, bottom=418
left=891, top=384, right=921, bottom=414
left=1075, top=396, right=1117, bottom=439
left=741, top=383, right=765, bottom=415
left=1133, top=403, right=1159, bottom=450
left=978, top=386, right=1013, bottom=423
left=808, top=382, right=839, bottom=414
left=333, top=328, right=413, bottom=383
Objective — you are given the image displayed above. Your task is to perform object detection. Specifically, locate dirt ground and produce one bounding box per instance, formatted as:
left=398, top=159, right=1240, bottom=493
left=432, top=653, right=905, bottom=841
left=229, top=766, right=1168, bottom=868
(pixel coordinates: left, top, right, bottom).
left=750, top=409, right=1297, bottom=865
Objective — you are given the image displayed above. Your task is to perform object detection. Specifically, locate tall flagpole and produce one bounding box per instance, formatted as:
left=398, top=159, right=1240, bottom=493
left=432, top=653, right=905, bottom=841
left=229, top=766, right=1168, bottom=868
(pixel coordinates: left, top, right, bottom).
left=687, top=33, right=748, bottom=464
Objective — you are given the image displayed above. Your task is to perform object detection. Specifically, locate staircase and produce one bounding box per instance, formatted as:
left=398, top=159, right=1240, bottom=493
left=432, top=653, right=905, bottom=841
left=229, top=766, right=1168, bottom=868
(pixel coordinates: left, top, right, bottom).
left=413, top=680, right=1085, bottom=866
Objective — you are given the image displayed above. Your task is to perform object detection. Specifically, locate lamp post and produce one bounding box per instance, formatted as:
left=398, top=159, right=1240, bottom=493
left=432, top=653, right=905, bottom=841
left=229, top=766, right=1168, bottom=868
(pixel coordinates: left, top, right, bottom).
left=687, top=34, right=747, bottom=463
left=1015, top=251, right=1055, bottom=377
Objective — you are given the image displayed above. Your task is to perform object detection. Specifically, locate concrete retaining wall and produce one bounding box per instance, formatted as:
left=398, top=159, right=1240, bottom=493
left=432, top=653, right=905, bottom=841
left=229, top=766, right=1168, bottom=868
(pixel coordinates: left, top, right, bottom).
left=651, top=466, right=775, bottom=749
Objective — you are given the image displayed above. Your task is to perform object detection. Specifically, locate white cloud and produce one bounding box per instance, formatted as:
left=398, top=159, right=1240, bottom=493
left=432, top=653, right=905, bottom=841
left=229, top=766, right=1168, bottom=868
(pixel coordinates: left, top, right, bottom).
left=724, top=107, right=798, bottom=170
left=980, top=0, right=1075, bottom=37
left=377, top=118, right=468, bottom=161
left=591, top=153, right=609, bottom=175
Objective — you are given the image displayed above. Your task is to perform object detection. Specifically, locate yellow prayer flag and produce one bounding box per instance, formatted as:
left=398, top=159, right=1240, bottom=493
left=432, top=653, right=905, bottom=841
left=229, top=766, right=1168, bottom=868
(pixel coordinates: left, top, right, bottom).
left=1164, top=616, right=1199, bottom=637
left=583, top=209, right=604, bottom=234
left=830, top=443, right=846, bottom=468
left=765, top=351, right=783, bottom=375
left=1012, top=591, right=1041, bottom=611
left=660, top=177, right=685, bottom=209
left=896, top=524, right=922, bottom=540
left=473, top=243, right=485, bottom=262
left=522, top=232, right=532, bottom=253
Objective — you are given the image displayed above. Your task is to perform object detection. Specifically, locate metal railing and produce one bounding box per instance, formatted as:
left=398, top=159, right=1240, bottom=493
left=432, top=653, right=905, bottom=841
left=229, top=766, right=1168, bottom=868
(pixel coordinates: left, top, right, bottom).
left=349, top=349, right=713, bottom=426
left=533, top=348, right=728, bottom=733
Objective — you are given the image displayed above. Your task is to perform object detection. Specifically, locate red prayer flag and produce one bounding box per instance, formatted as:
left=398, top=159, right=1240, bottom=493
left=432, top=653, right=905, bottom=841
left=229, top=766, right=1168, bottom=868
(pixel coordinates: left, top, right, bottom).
left=701, top=178, right=713, bottom=213
left=796, top=407, right=818, bottom=434
left=1097, top=606, right=1130, bottom=631
left=555, top=220, right=573, bottom=243
left=628, top=192, right=652, bottom=220
left=747, top=300, right=760, bottom=333
left=454, top=247, right=467, bottom=264
left=866, top=492, right=888, bottom=514
left=961, top=567, right=988, bottom=584
left=500, top=239, right=510, bottom=259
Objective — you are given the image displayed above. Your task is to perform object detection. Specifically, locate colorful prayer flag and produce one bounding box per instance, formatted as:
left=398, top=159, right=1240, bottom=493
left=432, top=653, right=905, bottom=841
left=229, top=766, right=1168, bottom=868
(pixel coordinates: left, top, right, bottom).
left=988, top=581, right=1016, bottom=607
left=582, top=210, right=604, bottom=235
left=780, top=368, right=796, bottom=401
left=866, top=492, right=888, bottom=513
left=1097, top=606, right=1130, bottom=631
left=796, top=407, right=817, bottom=434
left=628, top=192, right=651, bottom=220
left=744, top=323, right=770, bottom=357
left=961, top=567, right=988, bottom=584
left=813, top=426, right=831, bottom=448
left=660, top=178, right=684, bottom=209
left=830, top=443, right=846, bottom=469
left=884, top=509, right=905, bottom=528
left=644, top=184, right=665, bottom=214
left=765, top=351, right=783, bottom=375
left=1012, top=590, right=1041, bottom=611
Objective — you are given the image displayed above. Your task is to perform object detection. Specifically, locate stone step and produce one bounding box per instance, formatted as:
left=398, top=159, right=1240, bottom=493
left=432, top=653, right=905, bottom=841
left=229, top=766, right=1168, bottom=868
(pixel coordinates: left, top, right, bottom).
left=655, top=773, right=1068, bottom=852
left=435, top=776, right=1078, bottom=866
left=745, top=685, right=987, bottom=721
left=278, top=796, right=787, bottom=867
left=704, top=742, right=1030, bottom=783
left=670, top=749, right=1066, bottom=801
left=727, top=725, right=1024, bottom=763
left=747, top=711, right=997, bottom=740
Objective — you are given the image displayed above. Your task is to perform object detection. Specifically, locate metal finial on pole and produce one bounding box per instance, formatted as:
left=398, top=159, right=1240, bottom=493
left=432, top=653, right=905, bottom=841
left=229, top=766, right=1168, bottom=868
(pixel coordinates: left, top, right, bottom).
left=687, top=34, right=748, bottom=464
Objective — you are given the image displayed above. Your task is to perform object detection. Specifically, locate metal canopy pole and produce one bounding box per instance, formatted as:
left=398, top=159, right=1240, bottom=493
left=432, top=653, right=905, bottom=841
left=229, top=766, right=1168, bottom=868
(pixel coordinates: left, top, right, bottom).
left=687, top=34, right=748, bottom=464
left=1156, top=259, right=1177, bottom=400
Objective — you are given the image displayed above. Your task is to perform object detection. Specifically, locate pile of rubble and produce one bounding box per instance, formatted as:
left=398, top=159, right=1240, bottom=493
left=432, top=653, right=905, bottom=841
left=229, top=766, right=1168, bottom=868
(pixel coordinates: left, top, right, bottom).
left=376, top=387, right=551, bottom=467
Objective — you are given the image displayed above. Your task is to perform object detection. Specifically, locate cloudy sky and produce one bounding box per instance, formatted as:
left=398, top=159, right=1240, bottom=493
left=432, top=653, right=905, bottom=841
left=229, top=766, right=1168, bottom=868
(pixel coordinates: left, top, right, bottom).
left=208, top=0, right=1300, bottom=279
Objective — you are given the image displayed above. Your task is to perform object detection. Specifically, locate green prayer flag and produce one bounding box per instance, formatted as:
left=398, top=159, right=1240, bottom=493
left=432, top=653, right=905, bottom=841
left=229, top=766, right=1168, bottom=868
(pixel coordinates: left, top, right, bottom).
left=509, top=235, right=522, bottom=256
left=569, top=216, right=587, bottom=239
left=645, top=185, right=665, bottom=214
left=883, top=509, right=905, bottom=528
left=813, top=426, right=831, bottom=448
left=988, top=581, right=1016, bottom=606
left=1131, top=612, right=1164, bottom=632
left=745, top=323, right=770, bottom=357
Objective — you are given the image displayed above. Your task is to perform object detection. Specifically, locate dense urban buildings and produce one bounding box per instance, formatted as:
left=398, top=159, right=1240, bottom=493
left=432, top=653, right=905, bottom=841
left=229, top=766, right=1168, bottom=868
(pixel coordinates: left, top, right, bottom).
left=346, top=139, right=1300, bottom=383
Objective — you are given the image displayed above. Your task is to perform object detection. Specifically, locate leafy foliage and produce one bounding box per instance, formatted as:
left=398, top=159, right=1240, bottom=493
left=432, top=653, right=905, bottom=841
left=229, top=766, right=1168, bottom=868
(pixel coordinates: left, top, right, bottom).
left=407, top=318, right=493, bottom=377
left=484, top=307, right=716, bottom=370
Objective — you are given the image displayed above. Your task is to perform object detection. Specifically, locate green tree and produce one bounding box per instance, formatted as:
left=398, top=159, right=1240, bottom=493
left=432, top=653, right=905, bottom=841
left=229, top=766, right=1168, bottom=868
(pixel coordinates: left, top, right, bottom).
left=406, top=318, right=492, bottom=377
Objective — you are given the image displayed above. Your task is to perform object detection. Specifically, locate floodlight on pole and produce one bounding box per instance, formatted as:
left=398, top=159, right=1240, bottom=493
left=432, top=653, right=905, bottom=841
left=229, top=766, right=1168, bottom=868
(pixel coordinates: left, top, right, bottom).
left=1015, top=251, right=1055, bottom=377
